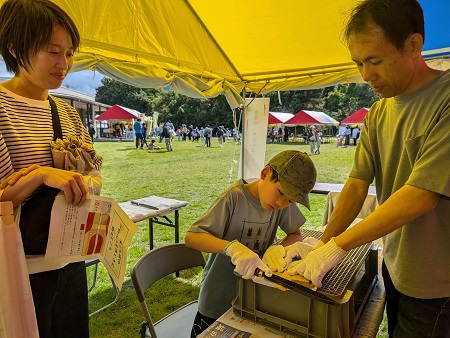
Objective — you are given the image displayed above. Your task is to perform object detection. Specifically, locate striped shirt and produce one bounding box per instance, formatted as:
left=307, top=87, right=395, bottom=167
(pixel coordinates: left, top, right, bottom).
left=0, top=87, right=103, bottom=182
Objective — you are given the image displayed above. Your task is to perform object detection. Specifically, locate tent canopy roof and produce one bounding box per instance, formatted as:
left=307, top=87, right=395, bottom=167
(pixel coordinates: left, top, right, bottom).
left=341, top=108, right=369, bottom=125
left=1, top=0, right=448, bottom=108
left=268, top=112, right=294, bottom=125
left=95, top=104, right=141, bottom=121
left=285, top=110, right=339, bottom=126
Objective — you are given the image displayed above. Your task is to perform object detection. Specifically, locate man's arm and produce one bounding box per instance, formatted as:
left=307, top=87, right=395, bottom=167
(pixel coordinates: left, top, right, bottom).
left=288, top=184, right=440, bottom=287
left=335, top=184, right=440, bottom=250
left=321, top=177, right=370, bottom=244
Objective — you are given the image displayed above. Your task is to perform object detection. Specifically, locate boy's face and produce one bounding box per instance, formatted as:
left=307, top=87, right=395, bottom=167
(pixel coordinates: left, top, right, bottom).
left=258, top=167, right=293, bottom=211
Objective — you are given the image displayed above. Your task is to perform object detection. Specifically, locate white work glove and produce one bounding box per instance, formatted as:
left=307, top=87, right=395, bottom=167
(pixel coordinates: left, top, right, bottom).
left=224, top=240, right=272, bottom=279
left=284, top=236, right=322, bottom=266
left=284, top=241, right=315, bottom=267
left=286, top=238, right=347, bottom=288
left=262, top=245, right=286, bottom=272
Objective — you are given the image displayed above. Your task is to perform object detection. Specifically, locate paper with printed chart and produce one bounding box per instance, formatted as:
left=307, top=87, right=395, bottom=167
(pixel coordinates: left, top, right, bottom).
left=45, top=194, right=138, bottom=289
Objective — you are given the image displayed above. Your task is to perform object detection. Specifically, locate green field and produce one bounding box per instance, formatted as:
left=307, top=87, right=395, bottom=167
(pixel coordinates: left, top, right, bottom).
left=87, top=138, right=387, bottom=337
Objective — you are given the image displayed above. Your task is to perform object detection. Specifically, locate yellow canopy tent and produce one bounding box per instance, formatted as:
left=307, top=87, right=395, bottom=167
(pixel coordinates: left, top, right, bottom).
left=1, top=0, right=448, bottom=108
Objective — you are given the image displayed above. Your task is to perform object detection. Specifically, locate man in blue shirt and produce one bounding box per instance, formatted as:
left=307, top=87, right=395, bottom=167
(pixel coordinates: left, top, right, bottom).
left=133, top=118, right=143, bottom=149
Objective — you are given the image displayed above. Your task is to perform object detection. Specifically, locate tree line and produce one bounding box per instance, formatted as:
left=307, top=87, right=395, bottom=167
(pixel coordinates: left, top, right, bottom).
left=95, top=77, right=380, bottom=129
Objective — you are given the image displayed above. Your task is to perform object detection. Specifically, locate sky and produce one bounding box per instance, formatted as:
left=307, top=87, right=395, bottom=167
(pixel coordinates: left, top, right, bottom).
left=0, top=60, right=104, bottom=97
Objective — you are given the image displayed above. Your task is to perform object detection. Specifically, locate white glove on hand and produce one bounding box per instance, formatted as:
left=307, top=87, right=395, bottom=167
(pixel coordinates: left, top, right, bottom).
left=262, top=245, right=286, bottom=272
left=286, top=238, right=347, bottom=288
left=284, top=241, right=315, bottom=267
left=225, top=240, right=272, bottom=279
left=284, top=236, right=320, bottom=266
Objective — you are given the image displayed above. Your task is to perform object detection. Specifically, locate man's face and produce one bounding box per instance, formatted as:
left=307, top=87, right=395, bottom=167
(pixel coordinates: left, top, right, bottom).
left=348, top=23, right=417, bottom=98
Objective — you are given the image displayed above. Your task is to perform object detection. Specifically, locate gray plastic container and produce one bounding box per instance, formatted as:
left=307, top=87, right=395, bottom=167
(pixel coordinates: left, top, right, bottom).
left=232, top=246, right=379, bottom=338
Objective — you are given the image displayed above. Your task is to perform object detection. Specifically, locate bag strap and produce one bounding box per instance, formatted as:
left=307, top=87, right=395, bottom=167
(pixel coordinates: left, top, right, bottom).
left=48, top=96, right=62, bottom=141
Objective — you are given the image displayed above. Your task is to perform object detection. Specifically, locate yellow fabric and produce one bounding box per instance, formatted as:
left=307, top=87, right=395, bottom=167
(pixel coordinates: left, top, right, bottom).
left=1, top=0, right=448, bottom=108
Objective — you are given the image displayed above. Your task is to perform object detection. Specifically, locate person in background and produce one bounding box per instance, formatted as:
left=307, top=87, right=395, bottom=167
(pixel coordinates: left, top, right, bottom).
left=88, top=123, right=96, bottom=142
left=115, top=123, right=122, bottom=139
left=147, top=139, right=161, bottom=150
left=314, top=129, right=323, bottom=154
left=287, top=1, right=450, bottom=337
left=134, top=118, right=143, bottom=149
left=203, top=125, right=212, bottom=147
left=307, top=125, right=316, bottom=155
left=186, top=150, right=317, bottom=336
left=352, top=125, right=360, bottom=146
left=216, top=126, right=224, bottom=147
left=161, top=122, right=173, bottom=151
left=0, top=0, right=103, bottom=336
left=141, top=121, right=148, bottom=148
left=344, top=125, right=351, bottom=146
left=283, top=126, right=289, bottom=142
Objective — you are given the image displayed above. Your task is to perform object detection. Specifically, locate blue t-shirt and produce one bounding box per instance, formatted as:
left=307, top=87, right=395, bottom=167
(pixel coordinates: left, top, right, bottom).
left=134, top=121, right=142, bottom=134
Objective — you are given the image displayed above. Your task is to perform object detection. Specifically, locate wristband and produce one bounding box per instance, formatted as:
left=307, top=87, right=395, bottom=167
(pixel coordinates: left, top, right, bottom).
left=223, top=239, right=237, bottom=255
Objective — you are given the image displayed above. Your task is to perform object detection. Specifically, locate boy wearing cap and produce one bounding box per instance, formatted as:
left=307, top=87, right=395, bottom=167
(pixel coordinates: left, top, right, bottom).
left=186, top=150, right=317, bottom=336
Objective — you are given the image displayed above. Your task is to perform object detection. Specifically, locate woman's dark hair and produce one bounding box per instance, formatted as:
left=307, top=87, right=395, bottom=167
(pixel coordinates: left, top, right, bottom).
left=0, top=0, right=80, bottom=74
left=344, top=0, right=424, bottom=51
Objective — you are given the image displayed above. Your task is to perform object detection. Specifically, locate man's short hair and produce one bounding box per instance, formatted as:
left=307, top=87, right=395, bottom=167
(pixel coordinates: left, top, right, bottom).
left=0, top=0, right=80, bottom=75
left=344, top=0, right=424, bottom=51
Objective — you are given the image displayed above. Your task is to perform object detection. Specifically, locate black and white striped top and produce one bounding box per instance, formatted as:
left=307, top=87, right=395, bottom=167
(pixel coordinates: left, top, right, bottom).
left=0, top=87, right=103, bottom=182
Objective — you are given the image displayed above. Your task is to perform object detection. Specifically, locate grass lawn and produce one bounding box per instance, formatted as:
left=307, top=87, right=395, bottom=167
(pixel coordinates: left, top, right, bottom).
left=87, top=137, right=387, bottom=337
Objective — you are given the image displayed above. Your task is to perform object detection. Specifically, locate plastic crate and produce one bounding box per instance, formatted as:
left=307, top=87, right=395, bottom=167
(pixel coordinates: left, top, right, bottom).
left=232, top=246, right=379, bottom=338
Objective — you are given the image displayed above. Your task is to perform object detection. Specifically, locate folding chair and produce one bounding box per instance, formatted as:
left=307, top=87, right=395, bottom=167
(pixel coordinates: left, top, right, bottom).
left=131, top=243, right=206, bottom=338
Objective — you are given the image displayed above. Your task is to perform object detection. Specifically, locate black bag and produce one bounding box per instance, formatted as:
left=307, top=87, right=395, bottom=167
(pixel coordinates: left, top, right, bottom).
left=19, top=97, right=62, bottom=255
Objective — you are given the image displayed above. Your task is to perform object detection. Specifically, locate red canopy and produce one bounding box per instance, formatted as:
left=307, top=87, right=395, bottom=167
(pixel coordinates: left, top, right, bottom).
left=340, top=108, right=369, bottom=124
left=95, top=104, right=141, bottom=120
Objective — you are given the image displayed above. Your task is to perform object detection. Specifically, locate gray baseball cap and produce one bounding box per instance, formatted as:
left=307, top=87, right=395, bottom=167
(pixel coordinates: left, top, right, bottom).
left=267, top=150, right=317, bottom=210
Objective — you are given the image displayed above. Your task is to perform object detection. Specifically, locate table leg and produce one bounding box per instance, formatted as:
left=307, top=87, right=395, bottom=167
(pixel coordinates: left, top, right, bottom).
left=149, top=218, right=154, bottom=250
left=175, top=210, right=180, bottom=245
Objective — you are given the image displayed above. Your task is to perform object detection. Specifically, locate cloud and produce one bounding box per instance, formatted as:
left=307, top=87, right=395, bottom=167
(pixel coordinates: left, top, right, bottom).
left=0, top=61, right=104, bottom=97
left=63, top=70, right=105, bottom=96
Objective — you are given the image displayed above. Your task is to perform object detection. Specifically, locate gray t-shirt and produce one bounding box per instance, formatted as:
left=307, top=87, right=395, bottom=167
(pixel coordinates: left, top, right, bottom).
left=350, top=70, right=450, bottom=299
left=188, top=179, right=305, bottom=318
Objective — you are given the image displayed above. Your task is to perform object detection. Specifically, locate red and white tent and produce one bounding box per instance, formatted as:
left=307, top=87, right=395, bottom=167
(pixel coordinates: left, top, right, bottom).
left=284, top=110, right=339, bottom=126
left=340, top=108, right=369, bottom=125
left=268, top=112, right=294, bottom=125
left=95, top=104, right=141, bottom=121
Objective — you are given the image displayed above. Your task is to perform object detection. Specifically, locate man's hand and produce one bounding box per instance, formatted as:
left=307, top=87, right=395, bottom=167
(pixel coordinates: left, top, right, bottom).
left=262, top=245, right=286, bottom=272
left=284, top=237, right=321, bottom=266
left=225, top=240, right=272, bottom=279
left=284, top=241, right=315, bottom=266
left=287, top=238, right=347, bottom=287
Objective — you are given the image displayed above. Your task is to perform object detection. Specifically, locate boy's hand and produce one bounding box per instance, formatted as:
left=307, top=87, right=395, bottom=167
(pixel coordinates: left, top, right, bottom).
left=262, top=245, right=286, bottom=272
left=286, top=238, right=346, bottom=287
left=225, top=240, right=272, bottom=279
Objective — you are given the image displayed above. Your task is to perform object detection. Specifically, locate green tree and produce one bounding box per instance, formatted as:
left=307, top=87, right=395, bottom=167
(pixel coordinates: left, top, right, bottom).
left=95, top=78, right=154, bottom=115
left=323, top=83, right=380, bottom=120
